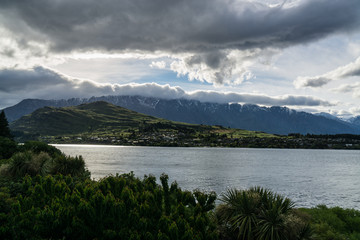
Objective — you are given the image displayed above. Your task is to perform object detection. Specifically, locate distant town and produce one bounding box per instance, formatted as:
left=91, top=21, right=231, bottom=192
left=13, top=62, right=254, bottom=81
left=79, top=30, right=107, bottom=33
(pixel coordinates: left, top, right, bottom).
left=41, top=131, right=360, bottom=149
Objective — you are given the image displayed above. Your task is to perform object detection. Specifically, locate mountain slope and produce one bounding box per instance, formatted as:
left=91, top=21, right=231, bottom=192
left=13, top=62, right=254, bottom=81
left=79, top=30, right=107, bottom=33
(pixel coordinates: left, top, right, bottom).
left=349, top=116, right=360, bottom=127
left=5, top=96, right=360, bottom=135
left=10, top=101, right=180, bottom=136
left=3, top=98, right=89, bottom=122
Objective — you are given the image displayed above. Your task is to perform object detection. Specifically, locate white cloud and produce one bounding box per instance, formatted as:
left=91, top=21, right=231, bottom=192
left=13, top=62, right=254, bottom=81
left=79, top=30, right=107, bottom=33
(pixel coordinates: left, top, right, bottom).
left=0, top=66, right=335, bottom=109
left=186, top=90, right=333, bottom=106
left=150, top=61, right=166, bottom=69
left=170, top=49, right=258, bottom=85
left=53, top=57, right=163, bottom=84
left=349, top=107, right=360, bottom=115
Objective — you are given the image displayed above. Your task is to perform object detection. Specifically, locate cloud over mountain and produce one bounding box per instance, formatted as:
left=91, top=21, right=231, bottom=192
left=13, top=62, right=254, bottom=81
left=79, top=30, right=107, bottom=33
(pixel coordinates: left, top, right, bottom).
left=0, top=66, right=334, bottom=109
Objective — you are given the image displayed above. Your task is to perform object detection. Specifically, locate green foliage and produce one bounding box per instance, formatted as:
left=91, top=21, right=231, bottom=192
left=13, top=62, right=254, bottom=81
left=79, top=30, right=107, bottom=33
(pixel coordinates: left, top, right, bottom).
left=215, top=187, right=312, bottom=240
left=19, top=141, right=62, bottom=158
left=0, top=141, right=89, bottom=181
left=51, top=154, right=90, bottom=178
left=300, top=205, right=360, bottom=240
left=1, top=151, right=90, bottom=180
left=0, top=110, right=12, bottom=139
left=0, top=137, right=17, bottom=160
left=1, top=141, right=357, bottom=239
left=0, top=187, right=15, bottom=238
left=5, top=151, right=51, bottom=178
left=0, top=173, right=218, bottom=240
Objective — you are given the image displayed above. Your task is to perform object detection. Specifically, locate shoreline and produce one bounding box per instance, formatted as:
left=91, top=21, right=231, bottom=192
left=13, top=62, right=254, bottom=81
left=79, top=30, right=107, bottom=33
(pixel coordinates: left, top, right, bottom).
left=49, top=142, right=360, bottom=150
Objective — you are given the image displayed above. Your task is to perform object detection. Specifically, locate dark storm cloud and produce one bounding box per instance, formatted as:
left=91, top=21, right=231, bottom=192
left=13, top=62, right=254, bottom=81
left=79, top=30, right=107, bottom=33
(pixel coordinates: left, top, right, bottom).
left=1, top=0, right=359, bottom=53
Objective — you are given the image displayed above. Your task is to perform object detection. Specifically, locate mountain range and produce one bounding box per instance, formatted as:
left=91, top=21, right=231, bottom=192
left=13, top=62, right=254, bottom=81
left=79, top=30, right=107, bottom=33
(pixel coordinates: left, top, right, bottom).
left=4, top=95, right=360, bottom=135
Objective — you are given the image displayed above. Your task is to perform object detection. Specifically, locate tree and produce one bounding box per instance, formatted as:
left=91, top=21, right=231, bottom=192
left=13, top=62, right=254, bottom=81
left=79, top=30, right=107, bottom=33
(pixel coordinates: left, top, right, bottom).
left=0, top=137, right=17, bottom=160
left=0, top=110, right=12, bottom=139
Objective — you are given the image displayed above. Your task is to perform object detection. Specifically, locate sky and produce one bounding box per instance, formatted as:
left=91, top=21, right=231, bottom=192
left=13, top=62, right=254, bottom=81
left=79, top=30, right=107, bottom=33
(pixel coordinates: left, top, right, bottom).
left=1, top=0, right=360, bottom=118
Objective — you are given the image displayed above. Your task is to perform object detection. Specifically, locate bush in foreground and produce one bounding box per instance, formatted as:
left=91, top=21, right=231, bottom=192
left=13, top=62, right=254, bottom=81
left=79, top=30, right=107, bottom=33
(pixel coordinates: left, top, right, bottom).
left=0, top=140, right=90, bottom=181
left=19, top=141, right=62, bottom=158
left=2, top=141, right=358, bottom=240
left=215, top=187, right=313, bottom=240
left=300, top=205, right=360, bottom=240
left=0, top=173, right=217, bottom=240
left=0, top=151, right=90, bottom=180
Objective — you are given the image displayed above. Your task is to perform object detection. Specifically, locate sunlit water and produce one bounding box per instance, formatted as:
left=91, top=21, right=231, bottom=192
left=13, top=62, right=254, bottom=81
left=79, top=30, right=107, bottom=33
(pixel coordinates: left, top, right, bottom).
left=53, top=144, right=360, bottom=209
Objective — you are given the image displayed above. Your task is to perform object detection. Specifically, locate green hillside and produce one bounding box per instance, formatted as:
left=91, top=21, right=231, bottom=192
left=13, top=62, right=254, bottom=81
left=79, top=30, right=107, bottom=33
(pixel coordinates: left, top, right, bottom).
left=10, top=101, right=276, bottom=145
left=11, top=101, right=173, bottom=135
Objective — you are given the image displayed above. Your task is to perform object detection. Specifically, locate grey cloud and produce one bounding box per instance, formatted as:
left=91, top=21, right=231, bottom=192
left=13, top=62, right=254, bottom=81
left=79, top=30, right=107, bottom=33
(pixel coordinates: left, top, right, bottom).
left=1, top=48, right=15, bottom=58
left=343, top=69, right=360, bottom=78
left=294, top=76, right=331, bottom=88
left=0, top=66, right=334, bottom=108
left=0, top=66, right=65, bottom=92
left=171, top=49, right=258, bottom=85
left=0, top=66, right=111, bottom=97
left=295, top=57, right=360, bottom=88
left=179, top=50, right=239, bottom=85
left=1, top=0, right=359, bottom=53
left=338, top=57, right=360, bottom=78
left=332, top=82, right=360, bottom=93
left=187, top=51, right=228, bottom=69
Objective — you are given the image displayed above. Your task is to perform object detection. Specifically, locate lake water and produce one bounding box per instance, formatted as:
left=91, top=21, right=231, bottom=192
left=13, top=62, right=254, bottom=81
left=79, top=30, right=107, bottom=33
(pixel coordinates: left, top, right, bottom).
left=53, top=145, right=360, bottom=209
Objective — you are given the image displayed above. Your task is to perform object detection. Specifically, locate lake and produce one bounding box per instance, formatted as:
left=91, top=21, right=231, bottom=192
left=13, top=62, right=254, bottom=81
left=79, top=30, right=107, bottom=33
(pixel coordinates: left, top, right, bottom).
left=53, top=144, right=360, bottom=209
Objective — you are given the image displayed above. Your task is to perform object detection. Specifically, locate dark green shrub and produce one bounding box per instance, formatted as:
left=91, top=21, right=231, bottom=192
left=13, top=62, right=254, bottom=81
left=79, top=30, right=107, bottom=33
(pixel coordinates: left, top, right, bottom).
left=0, top=141, right=91, bottom=181
left=215, top=187, right=312, bottom=240
left=1, top=149, right=90, bottom=180
left=3, top=151, right=52, bottom=179
left=51, top=154, right=90, bottom=179
left=0, top=137, right=17, bottom=160
left=300, top=205, right=360, bottom=240
left=0, top=187, right=14, bottom=239
left=19, top=141, right=62, bottom=158
left=1, top=174, right=218, bottom=240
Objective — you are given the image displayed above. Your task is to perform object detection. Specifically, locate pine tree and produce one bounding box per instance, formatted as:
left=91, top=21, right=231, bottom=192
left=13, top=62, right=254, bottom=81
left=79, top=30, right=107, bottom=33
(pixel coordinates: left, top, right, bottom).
left=0, top=110, right=12, bottom=139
